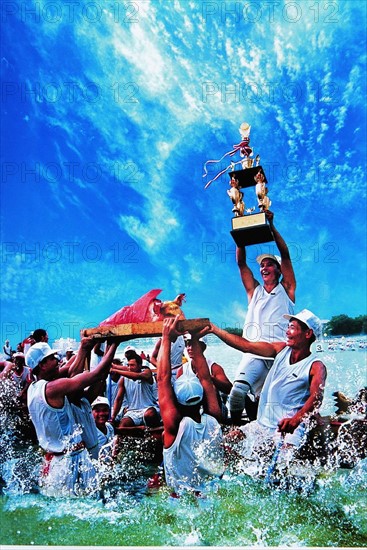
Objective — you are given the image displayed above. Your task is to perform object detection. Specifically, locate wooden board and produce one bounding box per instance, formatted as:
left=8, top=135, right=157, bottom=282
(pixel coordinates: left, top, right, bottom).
left=80, top=318, right=210, bottom=340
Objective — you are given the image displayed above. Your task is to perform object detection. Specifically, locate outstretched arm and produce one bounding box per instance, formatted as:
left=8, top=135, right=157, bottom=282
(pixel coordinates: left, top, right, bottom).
left=110, top=365, right=153, bottom=384
left=189, top=336, right=222, bottom=423
left=149, top=338, right=161, bottom=368
left=156, top=318, right=183, bottom=448
left=236, top=246, right=259, bottom=303
left=207, top=323, right=284, bottom=358
left=266, top=210, right=296, bottom=303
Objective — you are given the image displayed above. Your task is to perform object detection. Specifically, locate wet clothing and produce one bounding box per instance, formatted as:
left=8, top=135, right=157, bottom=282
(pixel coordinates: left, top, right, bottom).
left=258, top=346, right=315, bottom=430
left=71, top=397, right=99, bottom=459
left=96, top=422, right=114, bottom=449
left=163, top=414, right=224, bottom=495
left=27, top=380, right=97, bottom=496
left=241, top=346, right=318, bottom=449
left=11, top=366, right=31, bottom=394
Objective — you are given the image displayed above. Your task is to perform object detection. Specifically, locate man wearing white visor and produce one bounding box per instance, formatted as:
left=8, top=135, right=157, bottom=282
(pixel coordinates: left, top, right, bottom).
left=229, top=210, right=296, bottom=424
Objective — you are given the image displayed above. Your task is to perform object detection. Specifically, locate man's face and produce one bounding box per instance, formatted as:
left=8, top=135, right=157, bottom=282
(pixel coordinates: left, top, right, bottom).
left=185, top=340, right=194, bottom=358
left=260, top=259, right=281, bottom=284
left=285, top=320, right=311, bottom=348
left=14, top=356, right=25, bottom=370
left=92, top=405, right=110, bottom=427
left=39, top=354, right=59, bottom=378
left=127, top=358, right=141, bottom=372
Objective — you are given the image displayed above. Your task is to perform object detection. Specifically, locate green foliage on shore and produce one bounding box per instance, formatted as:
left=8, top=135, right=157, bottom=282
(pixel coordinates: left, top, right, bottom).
left=325, top=315, right=367, bottom=336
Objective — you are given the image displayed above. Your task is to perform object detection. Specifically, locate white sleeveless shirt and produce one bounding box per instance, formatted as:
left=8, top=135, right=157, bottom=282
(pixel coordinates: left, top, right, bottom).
left=27, top=380, right=82, bottom=453
left=257, top=346, right=316, bottom=429
left=243, top=283, right=294, bottom=342
left=163, top=414, right=224, bottom=494
left=123, top=377, right=159, bottom=411
left=71, top=397, right=99, bottom=459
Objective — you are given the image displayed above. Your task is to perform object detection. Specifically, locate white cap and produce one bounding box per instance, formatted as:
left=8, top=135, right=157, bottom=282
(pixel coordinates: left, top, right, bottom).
left=283, top=309, right=322, bottom=339
left=256, top=254, right=281, bottom=266
left=13, top=352, right=25, bottom=359
left=173, top=376, right=203, bottom=407
left=25, top=343, right=59, bottom=370
left=91, top=396, right=110, bottom=409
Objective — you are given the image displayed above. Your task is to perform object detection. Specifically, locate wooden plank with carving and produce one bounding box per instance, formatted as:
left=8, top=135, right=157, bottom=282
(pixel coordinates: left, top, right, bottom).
left=80, top=318, right=210, bottom=340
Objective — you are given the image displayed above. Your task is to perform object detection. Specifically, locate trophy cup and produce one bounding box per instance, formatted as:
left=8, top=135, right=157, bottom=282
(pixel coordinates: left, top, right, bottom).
left=228, top=123, right=274, bottom=248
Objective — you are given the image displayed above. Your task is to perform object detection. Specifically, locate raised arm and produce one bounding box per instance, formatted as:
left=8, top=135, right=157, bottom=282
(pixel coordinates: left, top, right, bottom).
left=210, top=362, right=233, bottom=394
left=189, top=336, right=222, bottom=423
left=111, top=377, right=125, bottom=424
left=236, top=246, right=259, bottom=303
left=278, top=360, right=327, bottom=434
left=59, top=337, right=95, bottom=378
left=156, top=319, right=182, bottom=448
left=45, top=341, right=119, bottom=408
left=266, top=210, right=296, bottom=303
left=149, top=338, right=161, bottom=368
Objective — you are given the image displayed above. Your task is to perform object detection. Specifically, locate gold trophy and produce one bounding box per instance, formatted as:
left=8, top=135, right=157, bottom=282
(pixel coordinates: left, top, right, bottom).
left=228, top=123, right=274, bottom=247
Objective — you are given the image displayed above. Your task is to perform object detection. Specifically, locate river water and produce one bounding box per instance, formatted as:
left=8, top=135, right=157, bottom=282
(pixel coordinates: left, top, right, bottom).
left=1, top=339, right=366, bottom=548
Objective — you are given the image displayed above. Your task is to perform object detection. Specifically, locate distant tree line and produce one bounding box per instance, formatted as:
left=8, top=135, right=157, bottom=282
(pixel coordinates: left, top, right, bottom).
left=325, top=315, right=367, bottom=336
left=225, top=315, right=367, bottom=338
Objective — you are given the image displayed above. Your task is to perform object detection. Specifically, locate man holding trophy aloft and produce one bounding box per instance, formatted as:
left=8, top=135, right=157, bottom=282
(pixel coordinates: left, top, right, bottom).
left=204, top=123, right=297, bottom=424
left=229, top=210, right=296, bottom=424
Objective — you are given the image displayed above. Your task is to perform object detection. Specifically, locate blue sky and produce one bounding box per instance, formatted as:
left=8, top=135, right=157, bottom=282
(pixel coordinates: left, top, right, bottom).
left=1, top=0, right=366, bottom=345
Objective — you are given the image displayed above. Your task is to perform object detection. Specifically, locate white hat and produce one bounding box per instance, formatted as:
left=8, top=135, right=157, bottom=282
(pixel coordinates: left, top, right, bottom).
left=173, top=376, right=203, bottom=407
left=256, top=254, right=281, bottom=266
left=283, top=309, right=322, bottom=339
left=91, top=396, right=110, bottom=409
left=25, top=343, right=59, bottom=370
left=13, top=352, right=25, bottom=359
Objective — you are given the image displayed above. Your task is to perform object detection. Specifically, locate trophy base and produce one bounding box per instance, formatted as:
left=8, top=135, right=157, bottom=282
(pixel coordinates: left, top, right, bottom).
left=230, top=212, right=274, bottom=247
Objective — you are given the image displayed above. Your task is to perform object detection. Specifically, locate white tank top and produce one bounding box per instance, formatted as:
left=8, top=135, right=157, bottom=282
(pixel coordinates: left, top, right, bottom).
left=170, top=336, right=185, bottom=369
left=11, top=367, right=31, bottom=393
left=163, top=414, right=224, bottom=494
left=123, top=377, right=159, bottom=411
left=257, top=346, right=316, bottom=429
left=243, top=283, right=294, bottom=342
left=71, top=397, right=99, bottom=459
left=96, top=422, right=114, bottom=448
left=27, top=380, right=82, bottom=453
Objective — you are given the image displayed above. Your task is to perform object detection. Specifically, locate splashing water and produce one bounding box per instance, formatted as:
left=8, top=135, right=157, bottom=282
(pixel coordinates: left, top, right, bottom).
left=1, top=345, right=366, bottom=546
